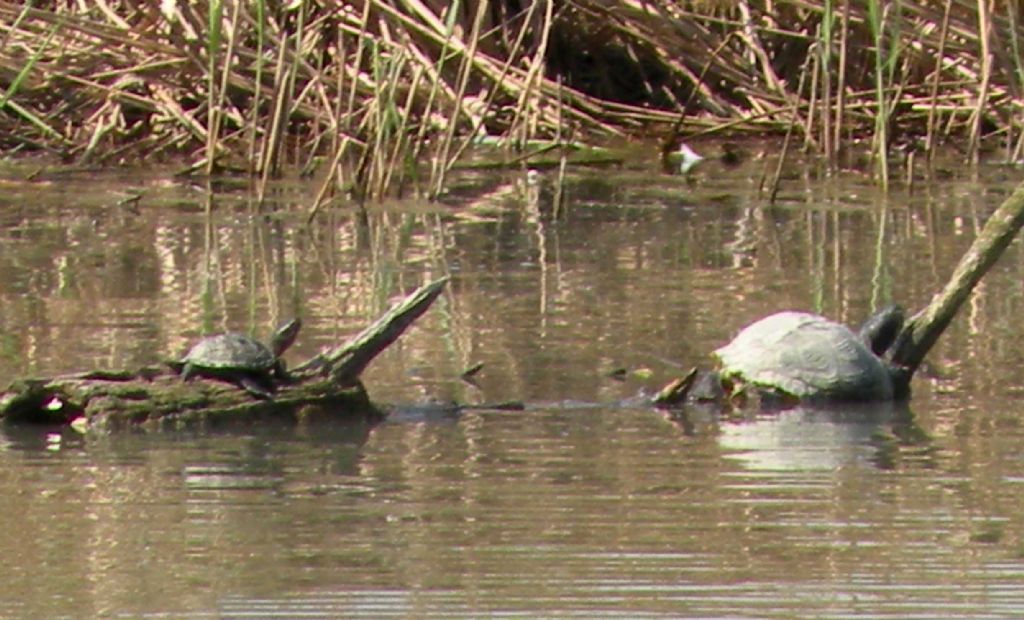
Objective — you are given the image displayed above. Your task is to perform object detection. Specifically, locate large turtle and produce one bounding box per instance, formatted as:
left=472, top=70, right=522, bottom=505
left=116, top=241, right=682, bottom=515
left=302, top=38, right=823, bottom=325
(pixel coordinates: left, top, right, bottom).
left=175, top=318, right=302, bottom=399
left=711, top=305, right=908, bottom=403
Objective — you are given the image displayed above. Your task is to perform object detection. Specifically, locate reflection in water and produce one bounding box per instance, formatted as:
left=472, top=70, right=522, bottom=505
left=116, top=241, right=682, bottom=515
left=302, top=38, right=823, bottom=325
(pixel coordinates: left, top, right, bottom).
left=2, top=155, right=1024, bottom=616
left=710, top=402, right=926, bottom=471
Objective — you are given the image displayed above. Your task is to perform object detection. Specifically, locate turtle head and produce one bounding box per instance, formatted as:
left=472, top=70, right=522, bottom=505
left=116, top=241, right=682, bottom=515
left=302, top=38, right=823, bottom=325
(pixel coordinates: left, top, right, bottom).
left=858, top=304, right=905, bottom=357
left=271, top=318, right=302, bottom=357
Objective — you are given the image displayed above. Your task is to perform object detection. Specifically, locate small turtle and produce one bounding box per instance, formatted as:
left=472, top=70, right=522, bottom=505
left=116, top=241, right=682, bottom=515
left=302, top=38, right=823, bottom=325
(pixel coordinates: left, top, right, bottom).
left=175, top=318, right=301, bottom=399
left=712, top=306, right=908, bottom=403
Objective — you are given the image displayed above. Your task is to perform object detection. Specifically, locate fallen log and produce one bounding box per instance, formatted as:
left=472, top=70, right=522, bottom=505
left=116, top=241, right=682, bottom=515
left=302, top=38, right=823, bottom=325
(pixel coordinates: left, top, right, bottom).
left=0, top=277, right=449, bottom=433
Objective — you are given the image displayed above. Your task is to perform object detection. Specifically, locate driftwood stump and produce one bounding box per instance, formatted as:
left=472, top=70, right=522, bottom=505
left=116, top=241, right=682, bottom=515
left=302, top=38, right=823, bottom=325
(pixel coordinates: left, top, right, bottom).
left=0, top=278, right=449, bottom=433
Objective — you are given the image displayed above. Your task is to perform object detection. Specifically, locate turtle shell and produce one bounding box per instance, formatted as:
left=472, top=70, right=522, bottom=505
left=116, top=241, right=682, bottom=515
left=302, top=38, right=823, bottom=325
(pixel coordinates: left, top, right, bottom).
left=181, top=333, right=277, bottom=372
left=714, top=311, right=894, bottom=401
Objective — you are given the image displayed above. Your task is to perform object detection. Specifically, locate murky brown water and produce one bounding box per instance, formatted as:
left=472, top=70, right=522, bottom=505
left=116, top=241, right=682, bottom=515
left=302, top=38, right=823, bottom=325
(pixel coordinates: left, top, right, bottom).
left=3, top=147, right=1024, bottom=618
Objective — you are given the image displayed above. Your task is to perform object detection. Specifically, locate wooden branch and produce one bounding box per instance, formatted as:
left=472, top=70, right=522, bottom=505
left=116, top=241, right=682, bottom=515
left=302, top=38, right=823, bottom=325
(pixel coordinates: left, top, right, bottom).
left=291, top=276, right=449, bottom=382
left=0, top=277, right=450, bottom=432
left=891, top=180, right=1024, bottom=380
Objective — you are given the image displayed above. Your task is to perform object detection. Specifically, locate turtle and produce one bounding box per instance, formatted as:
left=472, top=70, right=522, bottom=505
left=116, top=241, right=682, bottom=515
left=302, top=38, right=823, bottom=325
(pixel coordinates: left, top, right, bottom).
left=175, top=318, right=302, bottom=399
left=710, top=305, right=908, bottom=404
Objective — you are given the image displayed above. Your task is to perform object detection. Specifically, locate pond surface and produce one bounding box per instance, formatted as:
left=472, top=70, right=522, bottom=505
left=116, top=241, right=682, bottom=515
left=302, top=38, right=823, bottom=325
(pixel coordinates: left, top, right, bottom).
left=3, top=146, right=1024, bottom=618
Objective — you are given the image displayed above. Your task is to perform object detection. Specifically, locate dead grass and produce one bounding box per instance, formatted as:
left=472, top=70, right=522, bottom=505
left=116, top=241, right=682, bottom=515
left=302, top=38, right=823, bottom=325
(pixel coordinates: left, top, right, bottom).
left=0, top=1, right=1020, bottom=198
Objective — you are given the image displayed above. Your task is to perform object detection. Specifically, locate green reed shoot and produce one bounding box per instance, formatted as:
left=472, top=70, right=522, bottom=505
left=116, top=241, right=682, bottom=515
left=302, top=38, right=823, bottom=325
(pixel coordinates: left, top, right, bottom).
left=819, top=0, right=835, bottom=166
left=867, top=0, right=890, bottom=189
left=1, top=16, right=63, bottom=143
left=204, top=0, right=223, bottom=175
left=833, top=0, right=850, bottom=162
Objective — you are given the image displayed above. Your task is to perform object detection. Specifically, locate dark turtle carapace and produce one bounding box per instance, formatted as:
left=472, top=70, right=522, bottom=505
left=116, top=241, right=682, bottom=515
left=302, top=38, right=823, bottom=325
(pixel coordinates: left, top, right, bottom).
left=175, top=318, right=302, bottom=399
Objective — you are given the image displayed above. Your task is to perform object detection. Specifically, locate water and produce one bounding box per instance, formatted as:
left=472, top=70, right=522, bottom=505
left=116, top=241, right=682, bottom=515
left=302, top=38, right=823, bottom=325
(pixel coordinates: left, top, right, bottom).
left=3, top=147, right=1024, bottom=617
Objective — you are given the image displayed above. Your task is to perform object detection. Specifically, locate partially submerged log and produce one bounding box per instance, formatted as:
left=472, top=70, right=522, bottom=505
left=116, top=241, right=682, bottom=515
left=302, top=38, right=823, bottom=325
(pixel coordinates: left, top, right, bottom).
left=0, top=278, right=449, bottom=432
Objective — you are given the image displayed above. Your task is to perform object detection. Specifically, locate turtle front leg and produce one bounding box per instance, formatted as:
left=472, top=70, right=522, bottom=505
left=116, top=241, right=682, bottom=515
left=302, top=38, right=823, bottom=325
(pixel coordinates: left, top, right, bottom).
left=272, top=361, right=293, bottom=385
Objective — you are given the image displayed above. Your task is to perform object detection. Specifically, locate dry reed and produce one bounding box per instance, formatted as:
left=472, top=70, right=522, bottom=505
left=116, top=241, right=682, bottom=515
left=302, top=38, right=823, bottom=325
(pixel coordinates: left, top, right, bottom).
left=0, top=1, right=1020, bottom=198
